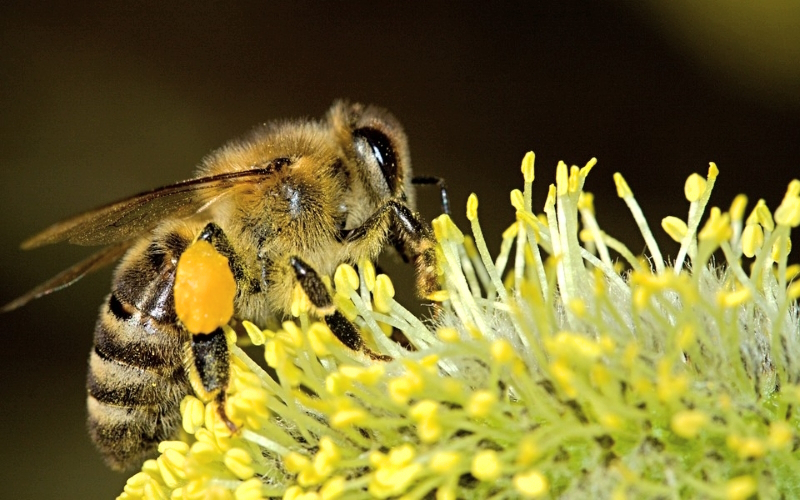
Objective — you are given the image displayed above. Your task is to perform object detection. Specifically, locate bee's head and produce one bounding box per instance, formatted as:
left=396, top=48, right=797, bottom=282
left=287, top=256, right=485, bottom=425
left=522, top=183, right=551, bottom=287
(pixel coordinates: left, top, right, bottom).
left=329, top=101, right=415, bottom=210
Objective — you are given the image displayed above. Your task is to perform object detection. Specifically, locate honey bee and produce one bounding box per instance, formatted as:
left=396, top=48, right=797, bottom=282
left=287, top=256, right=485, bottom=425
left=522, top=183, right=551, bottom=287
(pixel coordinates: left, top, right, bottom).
left=3, top=101, right=447, bottom=470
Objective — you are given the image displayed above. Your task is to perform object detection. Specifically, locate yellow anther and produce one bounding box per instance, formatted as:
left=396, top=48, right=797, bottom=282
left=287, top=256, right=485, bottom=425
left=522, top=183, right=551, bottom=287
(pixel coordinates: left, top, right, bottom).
left=471, top=449, right=501, bottom=482
left=420, top=354, right=440, bottom=370
left=180, top=396, right=205, bottom=434
left=466, top=193, right=479, bottom=221
left=515, top=436, right=541, bottom=466
left=684, top=173, right=707, bottom=202
left=242, top=321, right=267, bottom=345
left=774, top=194, right=800, bottom=227
left=599, top=412, right=623, bottom=431
left=334, top=264, right=359, bottom=293
left=725, top=476, right=757, bottom=500
left=787, top=280, right=800, bottom=300
left=325, top=373, right=349, bottom=396
left=577, top=191, right=594, bottom=212
left=502, top=222, right=519, bottom=240
left=578, top=228, right=593, bottom=243
left=410, top=400, right=439, bottom=421
left=556, top=161, right=569, bottom=196
left=677, top=325, right=696, bottom=350
left=698, top=207, right=732, bottom=242
left=768, top=421, right=793, bottom=449
left=521, top=151, right=535, bottom=183
left=786, top=178, right=800, bottom=198
left=358, top=259, right=376, bottom=291
left=491, top=339, right=515, bottom=364
left=786, top=264, right=800, bottom=281
left=613, top=172, right=632, bottom=198
left=731, top=436, right=766, bottom=459
left=671, top=410, right=708, bottom=439
left=388, top=376, right=418, bottom=405
left=373, top=274, right=395, bottom=313
left=319, top=476, right=345, bottom=500
left=388, top=444, right=416, bottom=466
left=549, top=359, right=577, bottom=398
left=568, top=165, right=580, bottom=193
left=330, top=408, right=367, bottom=428
left=707, top=162, right=719, bottom=179
left=436, top=486, right=456, bottom=500
left=351, top=365, right=385, bottom=387
left=718, top=286, right=752, bottom=308
left=313, top=437, right=340, bottom=477
left=333, top=293, right=359, bottom=321
left=432, top=214, right=464, bottom=243
left=661, top=216, right=688, bottom=243
left=437, top=327, right=460, bottom=343
left=772, top=236, right=792, bottom=262
left=730, top=194, right=748, bottom=222
left=156, top=454, right=182, bottom=488
left=369, top=462, right=422, bottom=498
left=235, top=478, right=265, bottom=500
left=265, top=339, right=286, bottom=368
left=291, top=282, right=312, bottom=317
left=467, top=390, right=497, bottom=418
left=283, top=486, right=304, bottom=500
left=430, top=451, right=461, bottom=473
left=190, top=441, right=221, bottom=464
left=417, top=416, right=443, bottom=443
left=581, top=157, right=597, bottom=176
left=282, top=321, right=305, bottom=349
left=225, top=447, right=255, bottom=480
left=427, top=289, right=450, bottom=302
left=140, top=458, right=159, bottom=476
left=284, top=452, right=311, bottom=473
left=547, top=332, right=602, bottom=360
left=741, top=224, right=764, bottom=258
left=589, top=362, right=611, bottom=388
left=161, top=448, right=187, bottom=477
left=513, top=470, right=549, bottom=498
left=510, top=189, right=525, bottom=211
left=158, top=440, right=190, bottom=455
left=568, top=298, right=586, bottom=318
left=307, top=322, right=334, bottom=357
left=545, top=184, right=556, bottom=207
left=754, top=200, right=775, bottom=231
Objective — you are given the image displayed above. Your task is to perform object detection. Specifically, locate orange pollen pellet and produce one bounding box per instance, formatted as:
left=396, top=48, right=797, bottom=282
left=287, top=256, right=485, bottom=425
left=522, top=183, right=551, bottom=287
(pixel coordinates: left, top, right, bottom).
left=174, top=239, right=236, bottom=334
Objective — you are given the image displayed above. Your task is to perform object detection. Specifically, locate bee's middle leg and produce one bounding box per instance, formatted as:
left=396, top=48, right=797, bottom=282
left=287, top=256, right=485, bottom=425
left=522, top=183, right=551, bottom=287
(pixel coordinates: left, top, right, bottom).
left=344, top=200, right=439, bottom=298
left=289, top=256, right=390, bottom=361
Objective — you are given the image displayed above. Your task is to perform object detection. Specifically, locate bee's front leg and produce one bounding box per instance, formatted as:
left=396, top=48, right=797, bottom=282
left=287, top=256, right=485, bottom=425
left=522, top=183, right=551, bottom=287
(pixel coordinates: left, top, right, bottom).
left=289, top=256, right=390, bottom=361
left=345, top=200, right=439, bottom=299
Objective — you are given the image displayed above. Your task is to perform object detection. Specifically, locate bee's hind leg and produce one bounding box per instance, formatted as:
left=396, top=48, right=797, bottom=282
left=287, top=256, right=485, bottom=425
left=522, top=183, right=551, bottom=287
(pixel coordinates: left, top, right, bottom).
left=289, top=256, right=390, bottom=361
left=185, top=327, right=238, bottom=432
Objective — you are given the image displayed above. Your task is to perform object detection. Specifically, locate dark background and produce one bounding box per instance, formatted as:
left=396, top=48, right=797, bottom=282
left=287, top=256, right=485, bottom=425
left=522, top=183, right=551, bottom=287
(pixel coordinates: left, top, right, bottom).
left=1, top=2, right=798, bottom=498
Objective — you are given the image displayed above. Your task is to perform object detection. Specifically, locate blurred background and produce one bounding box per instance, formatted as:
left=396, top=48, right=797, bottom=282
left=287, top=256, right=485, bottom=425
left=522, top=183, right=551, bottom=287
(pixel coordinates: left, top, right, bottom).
left=1, top=1, right=799, bottom=497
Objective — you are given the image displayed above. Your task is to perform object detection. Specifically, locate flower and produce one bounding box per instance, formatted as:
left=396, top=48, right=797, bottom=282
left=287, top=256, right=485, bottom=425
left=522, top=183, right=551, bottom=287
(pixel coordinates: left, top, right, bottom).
left=119, top=153, right=800, bottom=500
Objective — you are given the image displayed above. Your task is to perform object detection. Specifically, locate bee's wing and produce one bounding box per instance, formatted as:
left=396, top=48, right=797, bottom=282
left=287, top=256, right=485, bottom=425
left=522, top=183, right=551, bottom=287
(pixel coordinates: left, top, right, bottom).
left=5, top=166, right=279, bottom=312
left=21, top=168, right=276, bottom=249
left=1, top=240, right=134, bottom=312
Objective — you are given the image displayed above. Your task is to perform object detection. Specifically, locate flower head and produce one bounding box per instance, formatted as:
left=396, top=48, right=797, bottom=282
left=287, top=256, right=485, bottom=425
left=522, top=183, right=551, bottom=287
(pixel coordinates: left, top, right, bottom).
left=120, top=155, right=800, bottom=500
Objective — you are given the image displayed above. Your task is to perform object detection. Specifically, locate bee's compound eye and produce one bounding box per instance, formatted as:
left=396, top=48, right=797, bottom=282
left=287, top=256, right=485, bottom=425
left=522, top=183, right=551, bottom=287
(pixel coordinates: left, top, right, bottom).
left=353, top=127, right=398, bottom=193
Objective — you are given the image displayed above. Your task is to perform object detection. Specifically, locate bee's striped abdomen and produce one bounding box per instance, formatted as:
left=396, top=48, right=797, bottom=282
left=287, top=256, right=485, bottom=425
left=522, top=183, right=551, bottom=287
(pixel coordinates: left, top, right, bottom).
left=86, top=237, right=192, bottom=470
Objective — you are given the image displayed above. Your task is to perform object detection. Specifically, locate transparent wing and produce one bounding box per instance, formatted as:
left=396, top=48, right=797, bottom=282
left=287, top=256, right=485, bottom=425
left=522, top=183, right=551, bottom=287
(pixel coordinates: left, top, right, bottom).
left=1, top=240, right=134, bottom=312
left=21, top=167, right=278, bottom=249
